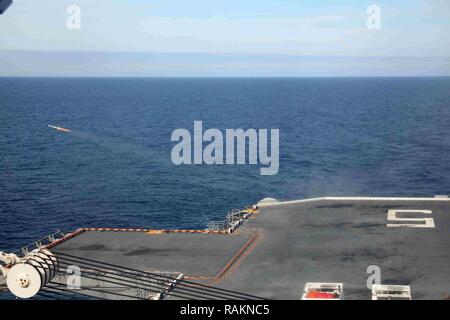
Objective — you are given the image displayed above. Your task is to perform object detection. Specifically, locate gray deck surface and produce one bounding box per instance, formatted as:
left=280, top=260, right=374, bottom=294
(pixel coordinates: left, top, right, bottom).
left=55, top=231, right=251, bottom=278
left=51, top=199, right=450, bottom=300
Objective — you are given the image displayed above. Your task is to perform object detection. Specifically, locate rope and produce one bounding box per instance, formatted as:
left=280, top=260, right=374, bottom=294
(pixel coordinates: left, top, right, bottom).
left=35, top=251, right=265, bottom=300
left=52, top=251, right=264, bottom=300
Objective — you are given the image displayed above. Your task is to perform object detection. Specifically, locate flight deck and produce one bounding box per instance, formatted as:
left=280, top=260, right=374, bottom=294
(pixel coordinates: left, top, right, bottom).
left=1, top=196, right=449, bottom=300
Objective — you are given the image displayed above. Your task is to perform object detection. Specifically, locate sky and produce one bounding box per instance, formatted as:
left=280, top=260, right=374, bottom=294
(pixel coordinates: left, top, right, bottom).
left=0, top=0, right=449, bottom=76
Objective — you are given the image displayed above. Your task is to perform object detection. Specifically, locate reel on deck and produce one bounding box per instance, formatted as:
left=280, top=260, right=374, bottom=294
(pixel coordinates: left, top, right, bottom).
left=6, top=249, right=59, bottom=299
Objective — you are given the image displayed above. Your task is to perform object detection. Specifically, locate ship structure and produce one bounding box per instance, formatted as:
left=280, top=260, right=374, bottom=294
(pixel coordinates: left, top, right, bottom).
left=1, top=195, right=449, bottom=300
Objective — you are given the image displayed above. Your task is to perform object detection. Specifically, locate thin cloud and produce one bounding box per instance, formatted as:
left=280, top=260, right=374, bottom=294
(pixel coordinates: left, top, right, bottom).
left=226, top=12, right=274, bottom=18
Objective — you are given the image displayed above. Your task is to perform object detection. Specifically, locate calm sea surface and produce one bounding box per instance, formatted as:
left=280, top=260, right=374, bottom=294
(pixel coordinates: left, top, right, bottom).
left=1, top=77, right=450, bottom=251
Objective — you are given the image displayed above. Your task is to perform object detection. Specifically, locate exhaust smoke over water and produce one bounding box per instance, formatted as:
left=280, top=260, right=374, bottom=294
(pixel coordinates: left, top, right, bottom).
left=1, top=77, right=450, bottom=252
left=69, top=130, right=167, bottom=162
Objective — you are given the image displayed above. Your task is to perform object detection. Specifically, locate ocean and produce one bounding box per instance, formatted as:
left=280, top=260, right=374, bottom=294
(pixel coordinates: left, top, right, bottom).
left=1, top=77, right=450, bottom=252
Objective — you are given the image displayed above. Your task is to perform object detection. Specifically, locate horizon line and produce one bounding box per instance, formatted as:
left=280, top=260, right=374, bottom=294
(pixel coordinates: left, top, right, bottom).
left=1, top=75, right=450, bottom=79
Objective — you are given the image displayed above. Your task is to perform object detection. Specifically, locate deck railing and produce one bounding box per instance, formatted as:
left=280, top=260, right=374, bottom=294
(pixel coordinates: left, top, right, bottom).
left=13, top=229, right=66, bottom=257
left=207, top=208, right=254, bottom=232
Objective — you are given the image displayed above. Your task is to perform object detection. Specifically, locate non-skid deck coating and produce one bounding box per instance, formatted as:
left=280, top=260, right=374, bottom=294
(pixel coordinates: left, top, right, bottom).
left=54, top=231, right=252, bottom=279
left=52, top=198, right=450, bottom=300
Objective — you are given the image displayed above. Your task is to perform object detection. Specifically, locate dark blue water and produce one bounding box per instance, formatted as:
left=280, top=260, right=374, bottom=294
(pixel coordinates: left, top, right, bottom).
left=1, top=77, right=450, bottom=252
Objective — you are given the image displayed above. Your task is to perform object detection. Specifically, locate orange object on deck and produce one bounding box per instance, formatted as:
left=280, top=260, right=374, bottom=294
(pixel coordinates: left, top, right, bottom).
left=305, top=291, right=338, bottom=299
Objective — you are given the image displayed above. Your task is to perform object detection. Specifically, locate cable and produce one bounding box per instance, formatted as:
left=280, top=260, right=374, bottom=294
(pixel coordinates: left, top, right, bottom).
left=31, top=251, right=265, bottom=300
left=53, top=263, right=206, bottom=300
left=53, top=251, right=265, bottom=300
left=54, top=259, right=236, bottom=300
left=49, top=281, right=149, bottom=300
left=40, top=288, right=75, bottom=299
left=38, top=255, right=212, bottom=300
left=44, top=285, right=105, bottom=300
left=54, top=256, right=254, bottom=300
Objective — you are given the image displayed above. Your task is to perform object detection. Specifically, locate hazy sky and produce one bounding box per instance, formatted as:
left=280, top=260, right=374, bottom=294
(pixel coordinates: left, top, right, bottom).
left=0, top=0, right=449, bottom=76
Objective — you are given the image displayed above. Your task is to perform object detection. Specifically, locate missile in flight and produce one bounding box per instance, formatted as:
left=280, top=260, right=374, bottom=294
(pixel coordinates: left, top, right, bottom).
left=48, top=125, right=71, bottom=133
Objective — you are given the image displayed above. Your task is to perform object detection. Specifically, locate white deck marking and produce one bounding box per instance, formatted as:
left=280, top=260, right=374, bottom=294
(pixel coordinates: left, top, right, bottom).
left=386, top=209, right=435, bottom=228
left=257, top=196, right=450, bottom=207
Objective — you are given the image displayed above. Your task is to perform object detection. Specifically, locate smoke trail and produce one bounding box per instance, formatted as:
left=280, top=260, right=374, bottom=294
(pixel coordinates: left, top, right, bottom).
left=69, top=129, right=168, bottom=164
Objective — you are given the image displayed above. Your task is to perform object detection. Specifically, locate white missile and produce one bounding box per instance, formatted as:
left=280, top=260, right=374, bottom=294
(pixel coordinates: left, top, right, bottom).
left=48, top=125, right=71, bottom=133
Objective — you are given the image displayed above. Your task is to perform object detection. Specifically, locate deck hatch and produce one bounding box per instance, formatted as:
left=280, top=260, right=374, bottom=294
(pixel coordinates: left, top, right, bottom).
left=371, top=285, right=412, bottom=300
left=301, top=282, right=343, bottom=300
